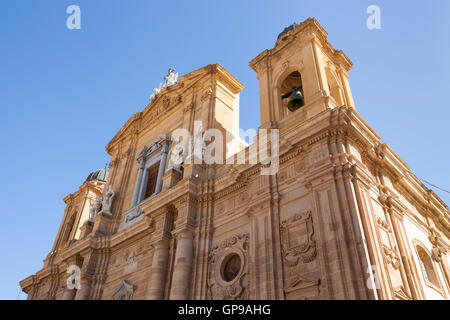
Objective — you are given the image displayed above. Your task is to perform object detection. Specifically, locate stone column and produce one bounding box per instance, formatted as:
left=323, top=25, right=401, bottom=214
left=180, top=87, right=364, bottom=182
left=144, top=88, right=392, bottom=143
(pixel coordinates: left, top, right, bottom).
left=74, top=277, right=91, bottom=300
left=170, top=230, right=194, bottom=300
left=155, top=143, right=170, bottom=194
left=130, top=159, right=146, bottom=207
left=389, top=211, right=420, bottom=299
left=146, top=240, right=170, bottom=299
left=62, top=287, right=76, bottom=300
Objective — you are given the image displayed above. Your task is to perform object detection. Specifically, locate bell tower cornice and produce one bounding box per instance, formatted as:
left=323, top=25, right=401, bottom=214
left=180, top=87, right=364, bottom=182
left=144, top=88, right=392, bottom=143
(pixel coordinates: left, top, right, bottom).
left=249, top=17, right=356, bottom=126
left=250, top=18, right=352, bottom=73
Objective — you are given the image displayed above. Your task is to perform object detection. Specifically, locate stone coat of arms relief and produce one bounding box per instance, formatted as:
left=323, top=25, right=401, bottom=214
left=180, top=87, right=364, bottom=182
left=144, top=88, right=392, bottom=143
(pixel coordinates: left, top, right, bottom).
left=280, top=210, right=320, bottom=299
left=207, top=233, right=250, bottom=300
left=280, top=211, right=317, bottom=266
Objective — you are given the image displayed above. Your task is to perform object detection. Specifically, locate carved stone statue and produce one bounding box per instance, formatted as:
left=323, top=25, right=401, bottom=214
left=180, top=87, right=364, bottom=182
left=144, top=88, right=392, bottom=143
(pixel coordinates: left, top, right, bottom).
left=102, top=185, right=115, bottom=214
left=148, top=67, right=178, bottom=102
left=163, top=67, right=178, bottom=87
left=149, top=83, right=163, bottom=101
left=89, top=195, right=103, bottom=220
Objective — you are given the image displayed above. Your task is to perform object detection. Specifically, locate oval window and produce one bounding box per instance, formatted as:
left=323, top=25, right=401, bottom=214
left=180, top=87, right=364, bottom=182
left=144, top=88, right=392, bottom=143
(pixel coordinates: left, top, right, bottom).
left=222, top=254, right=241, bottom=282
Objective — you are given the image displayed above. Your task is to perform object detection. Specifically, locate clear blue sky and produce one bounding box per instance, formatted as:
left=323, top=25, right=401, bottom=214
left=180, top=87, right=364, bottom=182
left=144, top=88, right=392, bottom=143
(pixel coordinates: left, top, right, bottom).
left=0, top=0, right=449, bottom=300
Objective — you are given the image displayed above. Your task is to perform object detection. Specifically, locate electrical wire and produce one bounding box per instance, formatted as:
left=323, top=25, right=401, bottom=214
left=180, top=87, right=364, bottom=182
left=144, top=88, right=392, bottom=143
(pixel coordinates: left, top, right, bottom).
left=417, top=177, right=450, bottom=194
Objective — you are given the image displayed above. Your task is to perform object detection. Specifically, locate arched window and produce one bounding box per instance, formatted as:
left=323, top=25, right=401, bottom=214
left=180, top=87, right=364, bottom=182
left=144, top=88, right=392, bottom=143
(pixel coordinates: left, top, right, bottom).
left=415, top=243, right=442, bottom=290
left=325, top=67, right=344, bottom=106
left=280, top=71, right=304, bottom=117
left=61, top=213, right=76, bottom=246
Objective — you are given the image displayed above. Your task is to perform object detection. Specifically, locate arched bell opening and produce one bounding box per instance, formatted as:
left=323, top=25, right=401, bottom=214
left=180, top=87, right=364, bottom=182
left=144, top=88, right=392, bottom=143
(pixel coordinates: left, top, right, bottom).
left=280, top=71, right=305, bottom=117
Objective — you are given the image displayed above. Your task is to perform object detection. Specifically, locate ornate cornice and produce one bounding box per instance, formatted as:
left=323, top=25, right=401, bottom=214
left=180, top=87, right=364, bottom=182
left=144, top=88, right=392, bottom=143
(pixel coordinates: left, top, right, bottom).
left=211, top=64, right=245, bottom=94
left=249, top=18, right=353, bottom=74
left=106, top=112, right=142, bottom=155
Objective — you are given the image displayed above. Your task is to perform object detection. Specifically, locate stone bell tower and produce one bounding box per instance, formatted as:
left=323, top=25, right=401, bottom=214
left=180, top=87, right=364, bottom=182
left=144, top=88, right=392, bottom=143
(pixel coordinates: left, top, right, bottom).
left=249, top=18, right=355, bottom=128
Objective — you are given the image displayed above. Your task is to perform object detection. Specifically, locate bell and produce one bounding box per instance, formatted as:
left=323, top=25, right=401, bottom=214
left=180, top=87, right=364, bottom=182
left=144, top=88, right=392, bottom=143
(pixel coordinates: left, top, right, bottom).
left=287, top=89, right=305, bottom=112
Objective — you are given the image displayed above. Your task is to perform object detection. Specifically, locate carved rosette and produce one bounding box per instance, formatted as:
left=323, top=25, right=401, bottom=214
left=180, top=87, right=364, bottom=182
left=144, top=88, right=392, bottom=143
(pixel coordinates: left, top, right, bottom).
left=280, top=211, right=317, bottom=267
left=207, top=233, right=250, bottom=300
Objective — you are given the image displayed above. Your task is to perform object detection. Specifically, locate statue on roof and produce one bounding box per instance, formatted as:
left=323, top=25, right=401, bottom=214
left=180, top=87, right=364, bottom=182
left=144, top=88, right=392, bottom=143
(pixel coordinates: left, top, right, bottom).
left=101, top=185, right=115, bottom=215
left=148, top=67, right=178, bottom=102
left=163, top=67, right=178, bottom=87
left=89, top=195, right=103, bottom=220
left=149, top=83, right=162, bottom=102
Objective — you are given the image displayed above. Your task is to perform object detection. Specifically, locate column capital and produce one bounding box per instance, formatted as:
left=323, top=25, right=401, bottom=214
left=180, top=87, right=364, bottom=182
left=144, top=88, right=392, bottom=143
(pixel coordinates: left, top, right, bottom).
left=138, top=158, right=146, bottom=169
left=173, top=228, right=194, bottom=239
left=146, top=204, right=176, bottom=243
left=171, top=194, right=197, bottom=233
left=153, top=239, right=170, bottom=249
left=173, top=194, right=198, bottom=212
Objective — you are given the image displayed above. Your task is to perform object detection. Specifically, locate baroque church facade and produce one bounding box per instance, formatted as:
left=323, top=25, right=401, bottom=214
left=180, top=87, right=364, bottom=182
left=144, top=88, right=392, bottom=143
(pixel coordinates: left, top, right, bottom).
left=20, top=18, right=449, bottom=300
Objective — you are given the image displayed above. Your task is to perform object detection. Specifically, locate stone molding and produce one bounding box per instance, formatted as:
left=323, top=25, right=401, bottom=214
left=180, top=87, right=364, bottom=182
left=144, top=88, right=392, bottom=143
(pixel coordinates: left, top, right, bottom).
left=207, top=233, right=250, bottom=300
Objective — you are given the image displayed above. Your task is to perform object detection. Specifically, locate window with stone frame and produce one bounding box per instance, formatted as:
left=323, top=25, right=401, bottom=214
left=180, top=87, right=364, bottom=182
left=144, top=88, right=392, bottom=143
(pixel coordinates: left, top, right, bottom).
left=144, top=163, right=160, bottom=199
left=416, top=244, right=442, bottom=291
left=325, top=66, right=344, bottom=106
left=61, top=213, right=76, bottom=245
left=128, top=135, right=171, bottom=210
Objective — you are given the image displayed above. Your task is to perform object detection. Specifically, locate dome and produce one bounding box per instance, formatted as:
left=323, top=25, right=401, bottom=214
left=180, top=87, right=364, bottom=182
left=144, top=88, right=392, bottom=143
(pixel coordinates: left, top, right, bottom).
left=86, top=169, right=107, bottom=182
left=277, top=22, right=298, bottom=40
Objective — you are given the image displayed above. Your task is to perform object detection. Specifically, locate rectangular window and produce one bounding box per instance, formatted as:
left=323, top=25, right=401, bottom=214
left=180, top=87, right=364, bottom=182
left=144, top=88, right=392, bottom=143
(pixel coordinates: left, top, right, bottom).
left=144, top=163, right=160, bottom=199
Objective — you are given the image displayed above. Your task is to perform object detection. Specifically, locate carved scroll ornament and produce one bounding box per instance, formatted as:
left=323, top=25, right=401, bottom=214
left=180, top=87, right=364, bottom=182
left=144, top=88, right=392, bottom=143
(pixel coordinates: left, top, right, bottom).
left=207, top=233, right=250, bottom=300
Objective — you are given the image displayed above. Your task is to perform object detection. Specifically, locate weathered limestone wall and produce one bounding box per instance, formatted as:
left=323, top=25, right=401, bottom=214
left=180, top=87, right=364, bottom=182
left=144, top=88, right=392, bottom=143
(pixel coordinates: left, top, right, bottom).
left=20, top=18, right=449, bottom=301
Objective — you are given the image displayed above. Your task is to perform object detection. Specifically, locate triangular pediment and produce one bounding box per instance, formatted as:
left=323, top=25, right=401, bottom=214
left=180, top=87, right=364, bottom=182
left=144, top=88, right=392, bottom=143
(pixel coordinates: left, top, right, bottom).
left=106, top=63, right=244, bottom=154
left=394, top=286, right=412, bottom=300
left=284, top=275, right=320, bottom=293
